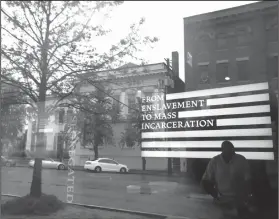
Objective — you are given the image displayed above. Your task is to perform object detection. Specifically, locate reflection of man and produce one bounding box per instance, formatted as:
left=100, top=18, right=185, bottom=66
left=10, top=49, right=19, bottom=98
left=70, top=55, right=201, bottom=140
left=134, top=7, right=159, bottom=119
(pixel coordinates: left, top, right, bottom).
left=201, top=141, right=253, bottom=218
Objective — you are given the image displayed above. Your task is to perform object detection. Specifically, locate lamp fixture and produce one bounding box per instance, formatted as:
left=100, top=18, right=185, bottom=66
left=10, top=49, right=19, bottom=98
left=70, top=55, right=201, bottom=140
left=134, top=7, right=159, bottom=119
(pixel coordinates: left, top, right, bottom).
left=225, top=77, right=230, bottom=81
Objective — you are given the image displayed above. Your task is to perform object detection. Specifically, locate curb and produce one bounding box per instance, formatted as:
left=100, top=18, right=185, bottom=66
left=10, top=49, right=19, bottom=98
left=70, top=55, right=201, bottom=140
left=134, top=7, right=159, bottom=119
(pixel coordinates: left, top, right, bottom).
left=2, top=194, right=192, bottom=219
left=15, top=164, right=185, bottom=178
left=14, top=165, right=186, bottom=178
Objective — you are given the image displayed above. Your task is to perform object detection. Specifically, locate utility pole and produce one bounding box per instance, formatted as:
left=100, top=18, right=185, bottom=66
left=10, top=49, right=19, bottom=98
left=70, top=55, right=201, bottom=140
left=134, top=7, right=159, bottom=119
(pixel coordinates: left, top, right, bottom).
left=165, top=58, right=172, bottom=176
left=136, top=95, right=146, bottom=171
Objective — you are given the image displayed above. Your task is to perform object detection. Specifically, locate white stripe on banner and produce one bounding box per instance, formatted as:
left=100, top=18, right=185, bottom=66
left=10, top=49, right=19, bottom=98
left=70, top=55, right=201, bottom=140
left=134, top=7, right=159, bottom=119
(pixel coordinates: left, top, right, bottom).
left=141, top=140, right=273, bottom=148
left=141, top=128, right=272, bottom=139
left=141, top=151, right=274, bottom=160
left=217, top=117, right=272, bottom=126
left=178, top=105, right=270, bottom=118
left=207, top=93, right=269, bottom=106
left=166, top=82, right=268, bottom=100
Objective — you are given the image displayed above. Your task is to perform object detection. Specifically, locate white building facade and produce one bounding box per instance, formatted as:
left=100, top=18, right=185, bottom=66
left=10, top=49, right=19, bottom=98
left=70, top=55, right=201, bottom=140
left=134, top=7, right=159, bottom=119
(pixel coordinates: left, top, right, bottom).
left=26, top=61, right=185, bottom=170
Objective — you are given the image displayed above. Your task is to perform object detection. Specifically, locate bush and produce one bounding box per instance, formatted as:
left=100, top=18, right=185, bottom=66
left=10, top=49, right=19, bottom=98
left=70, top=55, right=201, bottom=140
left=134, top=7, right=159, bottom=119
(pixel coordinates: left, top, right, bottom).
left=46, top=150, right=70, bottom=160
left=14, top=150, right=70, bottom=160
left=9, top=151, right=26, bottom=158
left=47, top=150, right=57, bottom=159
left=1, top=194, right=64, bottom=216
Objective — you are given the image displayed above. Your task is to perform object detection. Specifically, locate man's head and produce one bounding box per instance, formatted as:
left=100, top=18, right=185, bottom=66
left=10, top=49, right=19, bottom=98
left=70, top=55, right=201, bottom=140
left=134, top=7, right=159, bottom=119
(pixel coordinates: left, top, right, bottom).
left=221, top=141, right=235, bottom=163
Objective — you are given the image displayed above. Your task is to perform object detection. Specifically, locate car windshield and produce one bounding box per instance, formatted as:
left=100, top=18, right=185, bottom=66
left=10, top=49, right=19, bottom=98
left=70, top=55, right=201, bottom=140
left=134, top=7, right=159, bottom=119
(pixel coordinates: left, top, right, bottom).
left=111, top=159, right=118, bottom=164
left=47, top=158, right=55, bottom=162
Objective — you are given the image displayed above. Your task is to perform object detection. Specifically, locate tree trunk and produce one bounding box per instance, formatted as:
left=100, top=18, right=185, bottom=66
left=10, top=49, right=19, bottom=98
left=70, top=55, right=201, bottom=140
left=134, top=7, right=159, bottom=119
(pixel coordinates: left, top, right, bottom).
left=30, top=5, right=50, bottom=197
left=94, top=144, right=98, bottom=160
left=30, top=158, right=42, bottom=197
left=93, top=139, right=98, bottom=160
left=30, top=107, right=46, bottom=196
left=60, top=142, right=64, bottom=162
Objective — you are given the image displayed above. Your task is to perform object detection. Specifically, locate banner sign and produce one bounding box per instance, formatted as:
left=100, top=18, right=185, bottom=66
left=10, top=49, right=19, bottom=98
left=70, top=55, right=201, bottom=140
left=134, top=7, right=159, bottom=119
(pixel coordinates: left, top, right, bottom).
left=140, top=82, right=274, bottom=160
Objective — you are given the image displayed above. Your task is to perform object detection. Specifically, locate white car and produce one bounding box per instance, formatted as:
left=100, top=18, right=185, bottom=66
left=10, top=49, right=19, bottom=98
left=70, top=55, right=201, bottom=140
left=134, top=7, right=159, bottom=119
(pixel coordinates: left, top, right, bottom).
left=29, top=158, right=66, bottom=170
left=84, top=158, right=129, bottom=173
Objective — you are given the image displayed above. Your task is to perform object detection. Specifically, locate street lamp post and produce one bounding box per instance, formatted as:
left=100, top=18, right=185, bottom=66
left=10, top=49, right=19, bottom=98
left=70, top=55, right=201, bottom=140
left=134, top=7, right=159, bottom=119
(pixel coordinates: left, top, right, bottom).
left=136, top=91, right=146, bottom=171
left=160, top=59, right=174, bottom=175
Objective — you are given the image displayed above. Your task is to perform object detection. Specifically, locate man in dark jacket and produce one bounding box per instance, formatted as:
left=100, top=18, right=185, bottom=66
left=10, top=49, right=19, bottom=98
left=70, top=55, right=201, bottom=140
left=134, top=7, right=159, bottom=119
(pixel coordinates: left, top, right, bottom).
left=201, top=141, right=253, bottom=218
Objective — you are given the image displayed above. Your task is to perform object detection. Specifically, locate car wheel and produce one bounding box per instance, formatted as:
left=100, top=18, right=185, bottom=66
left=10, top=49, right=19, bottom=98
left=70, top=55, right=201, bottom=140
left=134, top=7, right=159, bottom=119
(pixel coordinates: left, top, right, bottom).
left=95, top=166, right=102, bottom=173
left=5, top=162, right=11, bottom=167
left=58, top=164, right=65, bottom=170
left=120, top=167, right=127, bottom=173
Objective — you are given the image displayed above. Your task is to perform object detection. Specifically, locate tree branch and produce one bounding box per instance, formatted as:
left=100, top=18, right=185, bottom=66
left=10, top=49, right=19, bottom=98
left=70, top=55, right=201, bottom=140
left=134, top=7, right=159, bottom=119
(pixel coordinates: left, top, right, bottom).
left=1, top=8, right=42, bottom=45
left=4, top=49, right=41, bottom=76
left=47, top=8, right=96, bottom=66
left=1, top=26, right=41, bottom=63
left=1, top=78, right=38, bottom=103
left=20, top=2, right=43, bottom=45
left=47, top=82, right=81, bottom=113
left=22, top=2, right=44, bottom=43
left=49, top=1, right=70, bottom=24
left=1, top=50, right=40, bottom=86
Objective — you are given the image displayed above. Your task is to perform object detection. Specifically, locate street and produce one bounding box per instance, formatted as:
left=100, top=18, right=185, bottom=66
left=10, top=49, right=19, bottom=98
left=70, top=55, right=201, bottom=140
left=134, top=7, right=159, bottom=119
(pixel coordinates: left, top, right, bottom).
left=2, top=167, right=222, bottom=219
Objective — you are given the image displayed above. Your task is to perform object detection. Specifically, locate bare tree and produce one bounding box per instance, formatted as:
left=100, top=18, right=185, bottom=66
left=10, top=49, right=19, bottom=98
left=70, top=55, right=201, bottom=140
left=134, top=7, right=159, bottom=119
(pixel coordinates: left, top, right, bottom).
left=1, top=1, right=158, bottom=198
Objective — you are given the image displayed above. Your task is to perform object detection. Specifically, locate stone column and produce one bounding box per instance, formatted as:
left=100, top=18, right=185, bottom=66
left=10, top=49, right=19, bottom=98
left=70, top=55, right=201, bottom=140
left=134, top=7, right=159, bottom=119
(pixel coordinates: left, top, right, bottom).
left=120, top=90, right=128, bottom=117
left=152, top=88, right=161, bottom=116
left=26, top=120, right=33, bottom=151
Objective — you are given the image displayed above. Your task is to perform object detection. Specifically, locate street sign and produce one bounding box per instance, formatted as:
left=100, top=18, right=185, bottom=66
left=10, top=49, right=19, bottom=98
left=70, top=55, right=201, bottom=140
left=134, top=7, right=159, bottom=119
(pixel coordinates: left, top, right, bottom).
left=140, top=82, right=275, bottom=160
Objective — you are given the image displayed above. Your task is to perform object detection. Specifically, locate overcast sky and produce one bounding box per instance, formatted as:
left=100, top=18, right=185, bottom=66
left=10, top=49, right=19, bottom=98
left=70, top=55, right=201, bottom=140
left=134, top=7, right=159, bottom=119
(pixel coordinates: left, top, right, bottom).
left=103, top=1, right=256, bottom=82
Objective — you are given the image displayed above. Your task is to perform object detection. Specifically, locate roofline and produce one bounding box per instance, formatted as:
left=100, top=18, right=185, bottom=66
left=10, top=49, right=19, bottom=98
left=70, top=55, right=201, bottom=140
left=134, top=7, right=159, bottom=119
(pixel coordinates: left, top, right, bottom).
left=183, top=1, right=278, bottom=24
left=82, top=62, right=167, bottom=77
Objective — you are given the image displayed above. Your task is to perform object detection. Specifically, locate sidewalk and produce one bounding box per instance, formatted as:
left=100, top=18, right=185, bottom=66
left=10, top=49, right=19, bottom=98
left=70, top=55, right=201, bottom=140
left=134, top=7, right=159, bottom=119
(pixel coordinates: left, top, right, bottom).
left=2, top=177, right=223, bottom=219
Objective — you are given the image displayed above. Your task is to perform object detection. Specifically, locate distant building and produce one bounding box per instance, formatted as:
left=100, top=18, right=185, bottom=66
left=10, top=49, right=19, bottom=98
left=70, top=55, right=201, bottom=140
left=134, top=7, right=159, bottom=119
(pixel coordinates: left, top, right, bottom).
left=26, top=53, right=185, bottom=169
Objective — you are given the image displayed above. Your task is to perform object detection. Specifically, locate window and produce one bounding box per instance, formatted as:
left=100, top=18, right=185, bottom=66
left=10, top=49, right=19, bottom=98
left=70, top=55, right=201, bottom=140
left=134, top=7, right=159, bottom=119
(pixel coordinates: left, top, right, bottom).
left=58, top=109, right=65, bottom=123
left=113, top=95, right=120, bottom=112
left=57, top=135, right=63, bottom=157
left=237, top=59, right=249, bottom=81
left=107, top=159, right=118, bottom=164
left=98, top=159, right=117, bottom=164
left=198, top=64, right=209, bottom=74
left=267, top=28, right=278, bottom=43
left=216, top=61, right=229, bottom=83
left=98, top=159, right=109, bottom=163
left=127, top=93, right=136, bottom=114
left=217, top=38, right=227, bottom=48
left=267, top=56, right=278, bottom=78
left=198, top=63, right=209, bottom=83
left=237, top=35, right=250, bottom=46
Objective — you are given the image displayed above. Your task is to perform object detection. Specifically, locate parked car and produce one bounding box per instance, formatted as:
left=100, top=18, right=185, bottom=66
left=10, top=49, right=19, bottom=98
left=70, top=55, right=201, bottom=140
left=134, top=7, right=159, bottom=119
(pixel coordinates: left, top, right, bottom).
left=1, top=156, right=16, bottom=167
left=29, top=158, right=66, bottom=170
left=84, top=158, right=129, bottom=173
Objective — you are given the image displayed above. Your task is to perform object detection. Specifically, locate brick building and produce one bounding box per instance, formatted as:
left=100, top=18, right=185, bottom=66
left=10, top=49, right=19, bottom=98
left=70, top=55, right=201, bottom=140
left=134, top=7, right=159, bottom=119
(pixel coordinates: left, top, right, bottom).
left=183, top=1, right=278, bottom=183
left=184, top=1, right=278, bottom=94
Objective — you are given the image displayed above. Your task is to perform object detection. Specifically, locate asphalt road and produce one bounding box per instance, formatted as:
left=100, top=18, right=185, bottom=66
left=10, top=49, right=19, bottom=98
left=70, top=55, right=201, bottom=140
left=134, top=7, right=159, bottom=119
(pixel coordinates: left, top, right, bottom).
left=1, top=167, right=222, bottom=219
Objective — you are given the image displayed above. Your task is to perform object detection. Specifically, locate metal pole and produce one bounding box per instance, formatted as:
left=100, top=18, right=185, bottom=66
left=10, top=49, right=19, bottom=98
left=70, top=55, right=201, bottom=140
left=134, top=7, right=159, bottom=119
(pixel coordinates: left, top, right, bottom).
left=165, top=59, right=172, bottom=176
left=137, top=96, right=146, bottom=171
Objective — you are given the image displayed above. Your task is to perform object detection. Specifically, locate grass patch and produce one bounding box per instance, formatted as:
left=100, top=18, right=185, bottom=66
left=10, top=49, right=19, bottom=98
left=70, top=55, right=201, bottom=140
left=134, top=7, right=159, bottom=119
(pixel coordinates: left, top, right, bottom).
left=1, top=196, right=162, bottom=219
left=1, top=194, right=64, bottom=216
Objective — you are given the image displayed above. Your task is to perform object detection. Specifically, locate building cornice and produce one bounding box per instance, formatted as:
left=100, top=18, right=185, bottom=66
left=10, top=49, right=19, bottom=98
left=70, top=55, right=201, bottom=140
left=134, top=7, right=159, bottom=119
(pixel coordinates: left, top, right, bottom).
left=184, top=2, right=278, bottom=25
